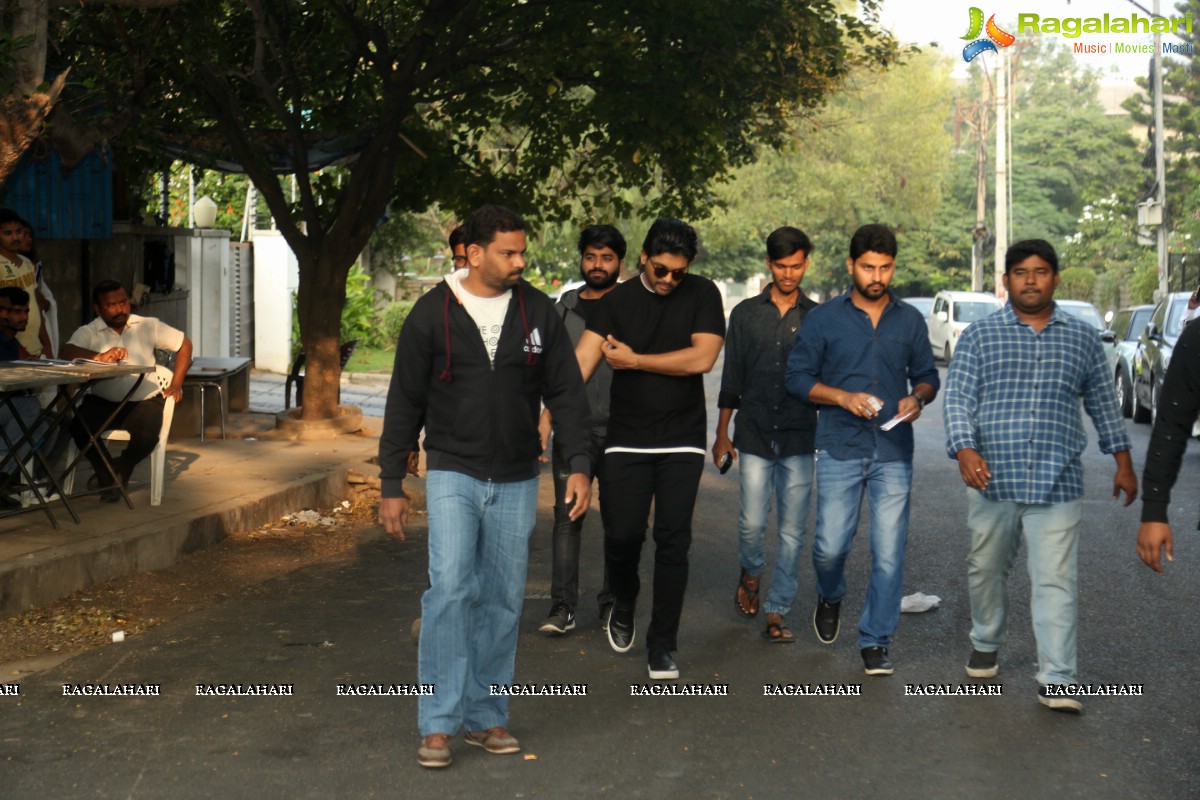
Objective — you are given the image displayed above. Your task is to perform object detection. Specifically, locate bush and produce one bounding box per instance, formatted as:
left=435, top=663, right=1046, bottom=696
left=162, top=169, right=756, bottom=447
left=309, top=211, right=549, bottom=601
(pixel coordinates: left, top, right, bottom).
left=1057, top=266, right=1097, bottom=301
left=375, top=301, right=415, bottom=348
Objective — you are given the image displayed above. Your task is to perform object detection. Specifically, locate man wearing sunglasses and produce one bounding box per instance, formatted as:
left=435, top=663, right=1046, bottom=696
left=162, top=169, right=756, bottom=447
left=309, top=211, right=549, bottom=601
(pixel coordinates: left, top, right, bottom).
left=576, top=218, right=726, bottom=681
left=786, top=224, right=938, bottom=676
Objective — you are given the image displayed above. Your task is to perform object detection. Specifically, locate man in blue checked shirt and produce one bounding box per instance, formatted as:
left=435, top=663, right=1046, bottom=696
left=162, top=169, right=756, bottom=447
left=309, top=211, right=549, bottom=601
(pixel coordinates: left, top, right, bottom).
left=786, top=224, right=939, bottom=677
left=943, top=238, right=1137, bottom=714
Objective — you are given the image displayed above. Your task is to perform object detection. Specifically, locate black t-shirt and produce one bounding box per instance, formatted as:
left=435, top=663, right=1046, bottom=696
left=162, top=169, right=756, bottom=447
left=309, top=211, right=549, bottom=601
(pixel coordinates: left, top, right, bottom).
left=575, top=297, right=600, bottom=325
left=587, top=273, right=726, bottom=449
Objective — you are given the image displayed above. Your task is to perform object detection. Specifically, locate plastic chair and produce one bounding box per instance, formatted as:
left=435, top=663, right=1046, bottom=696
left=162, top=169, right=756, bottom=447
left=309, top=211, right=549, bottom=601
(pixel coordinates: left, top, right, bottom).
left=62, top=365, right=177, bottom=506
left=285, top=338, right=359, bottom=409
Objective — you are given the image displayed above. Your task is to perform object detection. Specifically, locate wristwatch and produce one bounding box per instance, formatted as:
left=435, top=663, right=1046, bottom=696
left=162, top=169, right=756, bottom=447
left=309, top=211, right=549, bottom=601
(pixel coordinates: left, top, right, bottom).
left=910, top=393, right=926, bottom=410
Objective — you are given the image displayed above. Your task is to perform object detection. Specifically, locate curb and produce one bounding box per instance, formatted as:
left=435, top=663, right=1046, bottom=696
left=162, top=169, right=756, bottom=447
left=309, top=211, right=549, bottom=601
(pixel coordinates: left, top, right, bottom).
left=0, top=470, right=350, bottom=619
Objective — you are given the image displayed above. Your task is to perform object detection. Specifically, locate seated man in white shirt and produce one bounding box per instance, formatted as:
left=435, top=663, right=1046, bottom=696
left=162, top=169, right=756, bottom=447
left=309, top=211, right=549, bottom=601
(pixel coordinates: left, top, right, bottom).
left=61, top=280, right=191, bottom=501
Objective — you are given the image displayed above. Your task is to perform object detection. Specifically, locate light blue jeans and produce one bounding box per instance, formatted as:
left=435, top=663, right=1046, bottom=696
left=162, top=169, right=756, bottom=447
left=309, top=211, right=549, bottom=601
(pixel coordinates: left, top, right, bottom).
left=813, top=454, right=912, bottom=649
left=418, top=470, right=539, bottom=736
left=965, top=490, right=1082, bottom=686
left=737, top=451, right=814, bottom=616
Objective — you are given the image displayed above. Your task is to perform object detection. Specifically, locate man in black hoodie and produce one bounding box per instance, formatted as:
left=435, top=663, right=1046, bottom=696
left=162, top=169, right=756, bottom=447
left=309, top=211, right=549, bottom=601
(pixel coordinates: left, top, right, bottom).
left=378, top=204, right=592, bottom=769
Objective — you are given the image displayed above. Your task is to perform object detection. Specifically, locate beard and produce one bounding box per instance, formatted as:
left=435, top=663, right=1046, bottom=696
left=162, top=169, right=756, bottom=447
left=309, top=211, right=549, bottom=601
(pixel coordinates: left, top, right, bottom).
left=582, top=268, right=619, bottom=291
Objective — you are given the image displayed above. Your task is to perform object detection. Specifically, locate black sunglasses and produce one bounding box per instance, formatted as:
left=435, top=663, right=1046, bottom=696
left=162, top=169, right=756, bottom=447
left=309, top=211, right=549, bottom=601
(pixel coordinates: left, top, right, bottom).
left=651, top=264, right=688, bottom=281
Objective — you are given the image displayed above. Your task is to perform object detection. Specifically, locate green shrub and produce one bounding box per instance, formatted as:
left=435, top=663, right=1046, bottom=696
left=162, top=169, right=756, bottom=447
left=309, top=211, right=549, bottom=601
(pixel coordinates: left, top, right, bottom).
left=376, top=301, right=415, bottom=348
left=1057, top=267, right=1097, bottom=301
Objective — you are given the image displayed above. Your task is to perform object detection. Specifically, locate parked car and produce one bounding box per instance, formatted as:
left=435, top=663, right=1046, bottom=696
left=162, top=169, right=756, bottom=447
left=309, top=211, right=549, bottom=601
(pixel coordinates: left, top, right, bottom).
left=902, top=296, right=934, bottom=319
left=927, top=291, right=1003, bottom=362
left=1133, top=291, right=1192, bottom=423
left=1056, top=299, right=1117, bottom=375
left=1107, top=304, right=1154, bottom=418
left=1055, top=299, right=1105, bottom=331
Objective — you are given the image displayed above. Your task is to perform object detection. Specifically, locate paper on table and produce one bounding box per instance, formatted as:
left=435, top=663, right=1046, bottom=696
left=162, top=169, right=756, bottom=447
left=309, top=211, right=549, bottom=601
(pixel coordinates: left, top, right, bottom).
left=880, top=409, right=916, bottom=431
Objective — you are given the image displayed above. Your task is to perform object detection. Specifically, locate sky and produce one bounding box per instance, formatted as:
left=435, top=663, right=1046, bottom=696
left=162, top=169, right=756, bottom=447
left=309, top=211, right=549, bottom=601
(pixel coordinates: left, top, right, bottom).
left=874, top=0, right=1185, bottom=82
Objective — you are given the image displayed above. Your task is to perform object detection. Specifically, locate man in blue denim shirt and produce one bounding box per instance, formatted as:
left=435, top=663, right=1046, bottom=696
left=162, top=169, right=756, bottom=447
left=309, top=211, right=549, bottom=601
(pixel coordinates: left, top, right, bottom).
left=786, top=224, right=938, bottom=676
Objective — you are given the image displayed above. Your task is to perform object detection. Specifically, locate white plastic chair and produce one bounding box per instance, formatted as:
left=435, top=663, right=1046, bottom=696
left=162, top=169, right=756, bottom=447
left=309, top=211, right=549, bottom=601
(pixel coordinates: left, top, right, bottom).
left=63, top=365, right=176, bottom=506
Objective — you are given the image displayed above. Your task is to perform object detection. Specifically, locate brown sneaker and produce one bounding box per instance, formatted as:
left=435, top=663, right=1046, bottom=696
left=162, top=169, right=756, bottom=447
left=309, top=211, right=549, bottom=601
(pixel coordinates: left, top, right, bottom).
left=464, top=726, right=520, bottom=755
left=417, top=733, right=452, bottom=768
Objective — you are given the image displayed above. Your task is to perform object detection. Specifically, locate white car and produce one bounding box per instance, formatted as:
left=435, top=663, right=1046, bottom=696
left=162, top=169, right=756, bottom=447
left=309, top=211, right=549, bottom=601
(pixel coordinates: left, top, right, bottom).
left=928, top=291, right=1003, bottom=362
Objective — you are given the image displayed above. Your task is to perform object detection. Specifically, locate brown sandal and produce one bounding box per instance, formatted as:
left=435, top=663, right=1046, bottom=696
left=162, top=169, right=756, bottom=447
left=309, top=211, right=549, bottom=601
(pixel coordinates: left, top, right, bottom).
left=735, top=570, right=761, bottom=617
left=762, top=613, right=795, bottom=643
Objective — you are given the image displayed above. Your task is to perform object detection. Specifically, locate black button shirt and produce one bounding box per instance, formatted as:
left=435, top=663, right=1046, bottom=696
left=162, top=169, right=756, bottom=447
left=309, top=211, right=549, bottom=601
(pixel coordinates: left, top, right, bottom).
left=718, top=285, right=818, bottom=458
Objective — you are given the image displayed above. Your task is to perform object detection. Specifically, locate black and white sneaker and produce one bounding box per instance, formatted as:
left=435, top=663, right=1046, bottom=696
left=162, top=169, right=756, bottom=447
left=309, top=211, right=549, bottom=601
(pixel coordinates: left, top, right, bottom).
left=606, top=602, right=636, bottom=653
left=1038, top=685, right=1083, bottom=713
left=965, top=649, right=998, bottom=678
left=861, top=646, right=894, bottom=676
left=813, top=595, right=841, bottom=644
left=648, top=649, right=679, bottom=680
left=538, top=603, right=575, bottom=635
left=599, top=601, right=614, bottom=632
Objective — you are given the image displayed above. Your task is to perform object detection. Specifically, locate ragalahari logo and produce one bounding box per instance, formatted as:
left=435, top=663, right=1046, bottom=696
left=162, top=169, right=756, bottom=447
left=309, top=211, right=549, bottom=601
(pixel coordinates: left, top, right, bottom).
left=962, top=7, right=1016, bottom=62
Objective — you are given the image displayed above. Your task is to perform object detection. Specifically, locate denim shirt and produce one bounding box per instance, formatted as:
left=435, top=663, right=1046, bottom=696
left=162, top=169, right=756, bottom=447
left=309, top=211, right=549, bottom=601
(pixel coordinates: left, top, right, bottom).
left=785, top=289, right=939, bottom=462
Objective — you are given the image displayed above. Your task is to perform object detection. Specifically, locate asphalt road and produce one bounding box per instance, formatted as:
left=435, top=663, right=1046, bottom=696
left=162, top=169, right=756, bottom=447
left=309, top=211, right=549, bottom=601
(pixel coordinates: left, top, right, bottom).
left=2, top=365, right=1198, bottom=799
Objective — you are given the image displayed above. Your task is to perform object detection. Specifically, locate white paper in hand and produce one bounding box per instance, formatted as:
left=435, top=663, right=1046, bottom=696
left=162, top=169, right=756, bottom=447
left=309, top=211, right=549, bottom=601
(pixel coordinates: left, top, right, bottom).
left=880, top=409, right=916, bottom=432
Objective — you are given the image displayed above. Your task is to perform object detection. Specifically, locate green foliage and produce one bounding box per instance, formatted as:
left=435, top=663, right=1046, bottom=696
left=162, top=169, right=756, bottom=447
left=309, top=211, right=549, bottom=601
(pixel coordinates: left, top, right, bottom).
left=376, top=301, right=415, bottom=349
left=339, top=264, right=376, bottom=346
left=701, top=50, right=954, bottom=294
left=1062, top=193, right=1155, bottom=309
left=48, top=0, right=900, bottom=416
left=1057, top=267, right=1097, bottom=301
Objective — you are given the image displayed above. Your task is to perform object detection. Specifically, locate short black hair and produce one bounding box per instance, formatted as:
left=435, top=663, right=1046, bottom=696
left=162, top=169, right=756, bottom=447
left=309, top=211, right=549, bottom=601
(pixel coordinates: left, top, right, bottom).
left=463, top=205, right=525, bottom=249
left=848, top=224, right=897, bottom=260
left=578, top=224, right=627, bottom=260
left=448, top=225, right=466, bottom=251
left=0, top=286, right=29, bottom=306
left=1004, top=239, right=1059, bottom=274
left=0, top=208, right=21, bottom=227
left=92, top=279, right=129, bottom=305
left=766, top=226, right=812, bottom=260
left=641, top=218, right=698, bottom=264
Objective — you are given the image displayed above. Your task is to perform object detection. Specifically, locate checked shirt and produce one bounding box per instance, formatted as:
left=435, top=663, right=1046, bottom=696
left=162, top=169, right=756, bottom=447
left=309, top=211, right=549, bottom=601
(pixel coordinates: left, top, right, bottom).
left=943, top=302, right=1130, bottom=505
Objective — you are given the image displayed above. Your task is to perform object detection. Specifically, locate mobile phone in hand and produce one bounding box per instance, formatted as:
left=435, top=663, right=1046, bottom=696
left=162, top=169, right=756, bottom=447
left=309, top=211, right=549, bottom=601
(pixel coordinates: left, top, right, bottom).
left=719, top=453, right=733, bottom=474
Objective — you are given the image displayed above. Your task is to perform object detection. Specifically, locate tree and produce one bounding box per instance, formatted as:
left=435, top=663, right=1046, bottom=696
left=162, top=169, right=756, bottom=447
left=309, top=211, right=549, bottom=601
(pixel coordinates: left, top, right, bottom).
left=701, top=50, right=953, bottom=295
left=90, top=0, right=894, bottom=419
left=0, top=0, right=188, bottom=184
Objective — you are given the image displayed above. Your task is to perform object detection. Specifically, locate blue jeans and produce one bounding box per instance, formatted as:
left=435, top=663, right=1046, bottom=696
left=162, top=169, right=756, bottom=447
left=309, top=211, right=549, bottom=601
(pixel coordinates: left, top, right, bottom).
left=965, top=490, right=1082, bottom=686
left=418, top=470, right=539, bottom=736
left=813, top=454, right=912, bottom=649
left=737, top=451, right=814, bottom=616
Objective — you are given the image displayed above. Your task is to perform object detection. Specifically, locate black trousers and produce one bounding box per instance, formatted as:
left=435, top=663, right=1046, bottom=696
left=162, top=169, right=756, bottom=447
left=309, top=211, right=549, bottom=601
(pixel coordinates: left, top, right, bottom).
left=600, top=450, right=705, bottom=653
left=550, top=432, right=612, bottom=611
left=69, top=395, right=165, bottom=484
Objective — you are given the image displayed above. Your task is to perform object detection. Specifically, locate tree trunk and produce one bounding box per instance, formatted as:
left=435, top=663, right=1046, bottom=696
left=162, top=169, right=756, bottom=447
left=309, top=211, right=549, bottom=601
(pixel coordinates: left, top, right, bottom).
left=295, top=249, right=351, bottom=421
left=0, top=73, right=65, bottom=186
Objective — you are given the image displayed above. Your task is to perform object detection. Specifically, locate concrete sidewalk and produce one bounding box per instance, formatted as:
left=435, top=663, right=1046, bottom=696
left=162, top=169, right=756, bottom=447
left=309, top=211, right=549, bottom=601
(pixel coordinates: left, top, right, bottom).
left=248, top=368, right=390, bottom=418
left=0, top=407, right=399, bottom=618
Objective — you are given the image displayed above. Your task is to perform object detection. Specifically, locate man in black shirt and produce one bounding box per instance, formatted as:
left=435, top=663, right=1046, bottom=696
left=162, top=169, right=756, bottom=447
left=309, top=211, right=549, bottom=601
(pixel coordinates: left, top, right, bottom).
left=577, top=218, right=726, bottom=680
left=1137, top=315, right=1200, bottom=571
left=538, top=224, right=624, bottom=635
left=714, top=227, right=818, bottom=643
